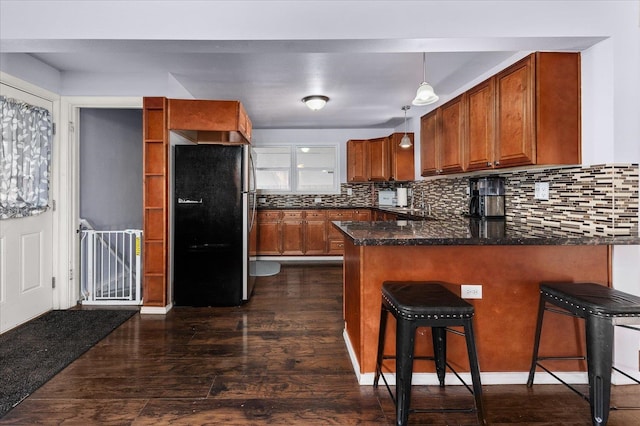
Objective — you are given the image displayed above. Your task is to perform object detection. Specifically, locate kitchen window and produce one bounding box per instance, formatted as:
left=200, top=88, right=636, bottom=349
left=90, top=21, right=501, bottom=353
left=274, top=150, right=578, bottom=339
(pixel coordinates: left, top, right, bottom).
left=253, top=145, right=338, bottom=194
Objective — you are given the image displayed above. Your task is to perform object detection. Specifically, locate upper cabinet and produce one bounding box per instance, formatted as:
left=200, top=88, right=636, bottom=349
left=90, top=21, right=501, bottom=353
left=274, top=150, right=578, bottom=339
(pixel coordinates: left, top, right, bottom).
left=389, top=133, right=415, bottom=181
left=499, top=52, right=580, bottom=168
left=466, top=78, right=496, bottom=171
left=347, top=133, right=415, bottom=182
left=347, top=139, right=369, bottom=182
left=167, top=99, right=252, bottom=144
left=421, top=52, right=581, bottom=177
left=367, top=136, right=391, bottom=181
left=420, top=95, right=465, bottom=176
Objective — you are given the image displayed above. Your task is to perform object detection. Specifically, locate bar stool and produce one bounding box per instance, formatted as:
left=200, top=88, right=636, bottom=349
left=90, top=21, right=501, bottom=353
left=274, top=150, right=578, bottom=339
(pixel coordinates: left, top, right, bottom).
left=527, top=282, right=640, bottom=426
left=374, top=281, right=487, bottom=426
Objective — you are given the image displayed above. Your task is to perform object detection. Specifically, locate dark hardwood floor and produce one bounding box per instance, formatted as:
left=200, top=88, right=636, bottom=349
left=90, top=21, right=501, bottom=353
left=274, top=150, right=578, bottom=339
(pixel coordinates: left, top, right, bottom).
left=2, top=263, right=639, bottom=425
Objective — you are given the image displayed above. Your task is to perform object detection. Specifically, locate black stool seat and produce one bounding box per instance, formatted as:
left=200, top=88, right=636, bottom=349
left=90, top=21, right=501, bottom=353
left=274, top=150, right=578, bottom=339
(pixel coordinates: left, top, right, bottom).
left=375, top=281, right=486, bottom=426
left=528, top=282, right=640, bottom=426
left=540, top=282, right=640, bottom=318
left=382, top=282, right=475, bottom=319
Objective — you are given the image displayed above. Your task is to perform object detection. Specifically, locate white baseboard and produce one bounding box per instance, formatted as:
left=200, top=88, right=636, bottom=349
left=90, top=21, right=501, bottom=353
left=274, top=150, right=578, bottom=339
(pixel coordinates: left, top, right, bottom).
left=342, top=328, right=591, bottom=386
left=140, top=303, right=173, bottom=315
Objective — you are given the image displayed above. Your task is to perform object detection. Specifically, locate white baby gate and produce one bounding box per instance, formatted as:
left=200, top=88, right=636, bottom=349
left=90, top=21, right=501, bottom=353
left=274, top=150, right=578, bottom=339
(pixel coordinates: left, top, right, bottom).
left=80, top=228, right=143, bottom=305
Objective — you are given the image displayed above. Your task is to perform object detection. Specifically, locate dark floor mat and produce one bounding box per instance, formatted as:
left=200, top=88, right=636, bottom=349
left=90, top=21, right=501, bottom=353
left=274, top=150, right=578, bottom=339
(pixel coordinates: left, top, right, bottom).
left=0, top=309, right=137, bottom=418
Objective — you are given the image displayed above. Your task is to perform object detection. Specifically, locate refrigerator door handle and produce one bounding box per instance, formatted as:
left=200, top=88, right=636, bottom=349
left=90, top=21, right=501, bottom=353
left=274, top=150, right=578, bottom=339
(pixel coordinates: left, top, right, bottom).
left=248, top=149, right=257, bottom=231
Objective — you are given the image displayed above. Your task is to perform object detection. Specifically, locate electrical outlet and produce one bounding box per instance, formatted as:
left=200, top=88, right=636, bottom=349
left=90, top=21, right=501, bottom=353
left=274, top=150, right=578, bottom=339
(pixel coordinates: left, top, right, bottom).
left=258, top=197, right=267, bottom=204
left=534, top=182, right=549, bottom=200
left=461, top=284, right=483, bottom=299
left=346, top=188, right=353, bottom=196
left=314, top=197, right=322, bottom=203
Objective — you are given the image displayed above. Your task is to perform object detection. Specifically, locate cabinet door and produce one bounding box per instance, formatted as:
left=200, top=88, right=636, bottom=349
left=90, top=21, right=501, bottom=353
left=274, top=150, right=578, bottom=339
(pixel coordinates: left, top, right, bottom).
left=347, top=140, right=368, bottom=182
left=327, top=210, right=354, bottom=239
left=281, top=211, right=304, bottom=255
left=439, top=95, right=466, bottom=174
left=304, top=210, right=327, bottom=255
left=420, top=110, right=439, bottom=176
left=389, top=133, right=415, bottom=181
left=256, top=210, right=281, bottom=255
left=367, top=137, right=390, bottom=181
left=353, top=209, right=372, bottom=221
left=495, top=55, right=535, bottom=167
left=466, top=78, right=496, bottom=171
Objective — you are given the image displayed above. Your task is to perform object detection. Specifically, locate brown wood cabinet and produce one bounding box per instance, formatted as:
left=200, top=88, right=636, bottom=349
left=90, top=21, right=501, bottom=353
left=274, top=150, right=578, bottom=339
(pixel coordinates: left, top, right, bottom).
left=348, top=134, right=415, bottom=182
left=281, top=211, right=304, bottom=255
left=256, top=209, right=372, bottom=256
left=353, top=209, right=372, bottom=222
left=495, top=52, right=580, bottom=168
left=466, top=78, right=496, bottom=171
left=167, top=99, right=252, bottom=143
left=388, top=133, right=415, bottom=181
left=304, top=210, right=328, bottom=255
left=367, top=137, right=391, bottom=181
left=421, top=52, right=581, bottom=176
left=420, top=94, right=468, bottom=176
left=327, top=210, right=354, bottom=255
left=420, top=110, right=438, bottom=176
left=256, top=210, right=281, bottom=255
left=346, top=140, right=369, bottom=182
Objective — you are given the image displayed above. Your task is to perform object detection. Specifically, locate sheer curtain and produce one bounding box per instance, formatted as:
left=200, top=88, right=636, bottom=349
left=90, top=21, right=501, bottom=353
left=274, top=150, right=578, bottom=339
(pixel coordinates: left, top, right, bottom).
left=0, top=95, right=52, bottom=219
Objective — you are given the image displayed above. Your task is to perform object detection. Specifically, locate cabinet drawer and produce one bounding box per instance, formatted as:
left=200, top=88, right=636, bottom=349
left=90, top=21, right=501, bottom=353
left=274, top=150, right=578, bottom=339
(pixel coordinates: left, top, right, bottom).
left=327, top=210, right=354, bottom=221
left=282, top=210, right=304, bottom=220
left=305, top=210, right=326, bottom=220
left=328, top=239, right=346, bottom=254
left=258, top=210, right=281, bottom=221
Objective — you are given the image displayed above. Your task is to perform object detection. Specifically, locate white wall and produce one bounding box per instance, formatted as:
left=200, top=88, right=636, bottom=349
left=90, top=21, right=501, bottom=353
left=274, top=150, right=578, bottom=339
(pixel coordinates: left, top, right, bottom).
left=252, top=128, right=395, bottom=183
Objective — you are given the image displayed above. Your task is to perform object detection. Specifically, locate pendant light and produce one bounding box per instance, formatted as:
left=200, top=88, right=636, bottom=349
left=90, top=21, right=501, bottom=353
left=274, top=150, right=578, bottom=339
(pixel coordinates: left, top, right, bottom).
left=302, top=95, right=329, bottom=111
left=412, top=53, right=439, bottom=106
left=399, top=105, right=412, bottom=148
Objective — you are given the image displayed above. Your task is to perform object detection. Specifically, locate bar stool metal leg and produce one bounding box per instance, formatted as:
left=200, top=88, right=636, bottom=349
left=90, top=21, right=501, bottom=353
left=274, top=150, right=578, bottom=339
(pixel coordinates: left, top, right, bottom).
left=374, top=305, right=389, bottom=387
left=396, top=318, right=416, bottom=426
left=432, top=326, right=447, bottom=387
left=464, top=318, right=487, bottom=426
left=527, top=295, right=547, bottom=387
left=585, top=315, right=614, bottom=426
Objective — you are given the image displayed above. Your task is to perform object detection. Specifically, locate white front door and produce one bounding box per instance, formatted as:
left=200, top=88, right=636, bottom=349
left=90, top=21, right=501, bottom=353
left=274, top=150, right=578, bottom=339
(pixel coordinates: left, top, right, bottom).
left=0, top=83, right=54, bottom=333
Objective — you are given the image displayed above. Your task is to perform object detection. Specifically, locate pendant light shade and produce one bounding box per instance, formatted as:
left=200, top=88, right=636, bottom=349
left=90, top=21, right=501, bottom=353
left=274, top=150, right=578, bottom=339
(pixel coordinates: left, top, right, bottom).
left=399, top=105, right=412, bottom=149
left=412, top=53, right=439, bottom=106
left=302, top=95, right=329, bottom=111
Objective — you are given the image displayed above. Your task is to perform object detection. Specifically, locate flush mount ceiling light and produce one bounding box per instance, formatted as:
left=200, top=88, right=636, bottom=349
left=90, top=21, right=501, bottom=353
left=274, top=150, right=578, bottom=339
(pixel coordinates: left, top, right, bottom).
left=399, top=105, right=412, bottom=149
left=302, top=95, right=329, bottom=111
left=412, top=53, right=439, bottom=106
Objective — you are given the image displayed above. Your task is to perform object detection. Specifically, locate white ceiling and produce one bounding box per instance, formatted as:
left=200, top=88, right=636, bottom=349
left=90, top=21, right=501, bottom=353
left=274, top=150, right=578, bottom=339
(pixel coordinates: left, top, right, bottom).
left=0, top=1, right=609, bottom=130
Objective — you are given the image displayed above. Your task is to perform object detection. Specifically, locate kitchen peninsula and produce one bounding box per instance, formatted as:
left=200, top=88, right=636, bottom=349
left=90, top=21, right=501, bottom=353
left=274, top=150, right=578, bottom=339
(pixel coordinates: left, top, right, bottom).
left=333, top=217, right=640, bottom=384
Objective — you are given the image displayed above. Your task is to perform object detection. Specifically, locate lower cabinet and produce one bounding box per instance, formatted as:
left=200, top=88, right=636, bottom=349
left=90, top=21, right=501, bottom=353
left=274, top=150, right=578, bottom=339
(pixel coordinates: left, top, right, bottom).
left=327, top=210, right=354, bottom=255
left=256, top=209, right=371, bottom=256
left=304, top=210, right=328, bottom=255
left=256, top=210, right=281, bottom=255
left=281, top=211, right=304, bottom=255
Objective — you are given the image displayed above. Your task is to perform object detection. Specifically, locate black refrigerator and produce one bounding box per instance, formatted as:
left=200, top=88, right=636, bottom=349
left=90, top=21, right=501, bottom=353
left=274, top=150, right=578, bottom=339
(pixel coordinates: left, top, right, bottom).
left=173, top=144, right=256, bottom=306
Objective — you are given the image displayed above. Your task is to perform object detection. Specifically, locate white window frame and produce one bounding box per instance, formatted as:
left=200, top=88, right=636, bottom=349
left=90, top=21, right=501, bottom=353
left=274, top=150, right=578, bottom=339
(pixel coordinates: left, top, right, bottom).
left=253, top=144, right=340, bottom=195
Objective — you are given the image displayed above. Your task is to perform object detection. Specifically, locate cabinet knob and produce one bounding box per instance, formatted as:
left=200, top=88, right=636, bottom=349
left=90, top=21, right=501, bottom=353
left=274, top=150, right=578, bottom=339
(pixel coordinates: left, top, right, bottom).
left=495, top=161, right=500, bottom=166
left=487, top=162, right=492, bottom=167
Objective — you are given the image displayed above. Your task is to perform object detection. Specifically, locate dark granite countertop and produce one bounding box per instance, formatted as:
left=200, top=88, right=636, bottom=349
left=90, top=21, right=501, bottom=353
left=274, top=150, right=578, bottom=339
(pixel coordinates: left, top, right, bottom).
left=257, top=206, right=370, bottom=210
left=332, top=216, right=640, bottom=246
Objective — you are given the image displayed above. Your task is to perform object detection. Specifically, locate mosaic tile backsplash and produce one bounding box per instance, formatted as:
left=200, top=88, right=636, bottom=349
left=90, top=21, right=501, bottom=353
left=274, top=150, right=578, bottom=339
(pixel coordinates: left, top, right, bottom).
left=257, top=164, right=639, bottom=237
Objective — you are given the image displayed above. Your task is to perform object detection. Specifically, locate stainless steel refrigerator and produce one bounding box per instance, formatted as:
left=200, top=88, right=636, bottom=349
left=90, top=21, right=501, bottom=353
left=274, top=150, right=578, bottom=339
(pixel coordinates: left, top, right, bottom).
left=173, top=144, right=256, bottom=306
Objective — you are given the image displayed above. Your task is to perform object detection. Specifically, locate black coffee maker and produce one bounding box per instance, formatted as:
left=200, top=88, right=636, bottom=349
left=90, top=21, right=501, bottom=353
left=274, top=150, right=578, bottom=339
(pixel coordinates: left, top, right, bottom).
left=469, top=177, right=505, bottom=218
